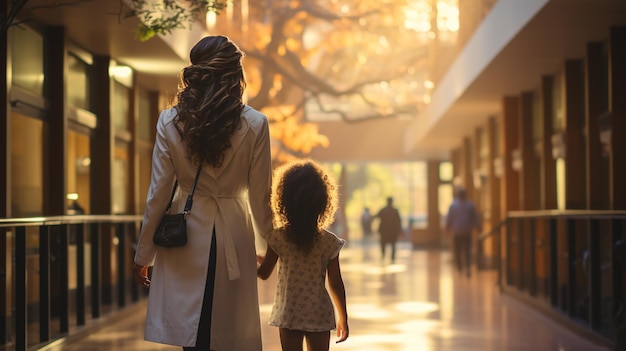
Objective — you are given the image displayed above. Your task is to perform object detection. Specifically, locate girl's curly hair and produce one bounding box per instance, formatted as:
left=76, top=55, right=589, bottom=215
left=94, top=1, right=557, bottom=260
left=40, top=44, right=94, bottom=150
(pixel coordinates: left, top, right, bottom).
left=173, top=36, right=246, bottom=167
left=271, top=159, right=338, bottom=252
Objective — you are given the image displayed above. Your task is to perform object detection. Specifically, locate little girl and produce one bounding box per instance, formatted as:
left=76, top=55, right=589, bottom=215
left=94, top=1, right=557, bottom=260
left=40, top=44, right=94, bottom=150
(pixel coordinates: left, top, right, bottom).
left=257, top=159, right=349, bottom=351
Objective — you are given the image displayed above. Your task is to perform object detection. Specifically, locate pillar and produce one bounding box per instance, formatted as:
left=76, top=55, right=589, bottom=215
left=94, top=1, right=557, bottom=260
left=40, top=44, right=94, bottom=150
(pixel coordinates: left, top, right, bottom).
left=540, top=76, right=557, bottom=210
left=44, top=27, right=67, bottom=215
left=564, top=60, right=586, bottom=209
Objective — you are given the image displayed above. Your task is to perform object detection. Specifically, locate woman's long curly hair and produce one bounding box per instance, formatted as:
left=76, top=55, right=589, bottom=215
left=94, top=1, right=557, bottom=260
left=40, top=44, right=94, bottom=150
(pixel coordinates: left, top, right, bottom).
left=173, top=36, right=246, bottom=167
left=271, top=159, right=338, bottom=253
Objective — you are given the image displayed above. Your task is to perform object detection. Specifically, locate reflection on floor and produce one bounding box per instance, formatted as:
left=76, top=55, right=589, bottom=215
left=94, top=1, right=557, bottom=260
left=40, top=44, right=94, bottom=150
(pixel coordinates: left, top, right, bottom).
left=46, top=240, right=610, bottom=351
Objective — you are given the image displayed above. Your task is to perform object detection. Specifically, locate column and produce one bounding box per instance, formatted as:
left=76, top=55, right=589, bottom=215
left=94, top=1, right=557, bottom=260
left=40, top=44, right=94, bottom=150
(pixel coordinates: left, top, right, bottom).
left=519, top=91, right=539, bottom=210
left=90, top=55, right=113, bottom=214
left=501, top=96, right=520, bottom=214
left=564, top=60, right=586, bottom=209
left=609, top=27, right=626, bottom=210
left=540, top=76, right=557, bottom=210
left=90, top=55, right=114, bottom=304
left=487, top=117, right=501, bottom=270
left=427, top=160, right=441, bottom=246
left=44, top=27, right=67, bottom=215
left=585, top=42, right=606, bottom=210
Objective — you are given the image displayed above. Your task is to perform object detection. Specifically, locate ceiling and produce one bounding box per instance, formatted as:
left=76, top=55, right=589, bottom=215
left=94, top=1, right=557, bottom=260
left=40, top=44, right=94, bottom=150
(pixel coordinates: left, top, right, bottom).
left=20, top=0, right=193, bottom=93
left=407, top=0, right=626, bottom=156
left=17, top=0, right=626, bottom=163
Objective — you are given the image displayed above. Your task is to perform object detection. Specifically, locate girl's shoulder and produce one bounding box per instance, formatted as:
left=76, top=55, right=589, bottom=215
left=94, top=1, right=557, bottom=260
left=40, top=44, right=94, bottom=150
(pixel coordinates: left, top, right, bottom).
left=267, top=227, right=289, bottom=245
left=320, top=230, right=345, bottom=259
left=320, top=229, right=346, bottom=246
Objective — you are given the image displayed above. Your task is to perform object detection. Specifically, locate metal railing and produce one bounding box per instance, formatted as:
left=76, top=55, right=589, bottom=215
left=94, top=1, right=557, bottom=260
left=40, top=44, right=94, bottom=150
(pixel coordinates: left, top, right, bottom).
left=0, top=215, right=145, bottom=351
left=476, top=210, right=626, bottom=348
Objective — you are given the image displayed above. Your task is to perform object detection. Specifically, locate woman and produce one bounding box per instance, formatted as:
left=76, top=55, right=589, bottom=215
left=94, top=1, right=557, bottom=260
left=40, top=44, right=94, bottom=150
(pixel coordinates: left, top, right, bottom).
left=132, top=36, right=273, bottom=351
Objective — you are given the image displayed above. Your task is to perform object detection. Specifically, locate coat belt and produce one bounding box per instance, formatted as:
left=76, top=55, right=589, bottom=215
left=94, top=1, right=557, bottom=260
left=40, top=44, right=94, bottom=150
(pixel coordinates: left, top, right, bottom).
left=212, top=194, right=245, bottom=280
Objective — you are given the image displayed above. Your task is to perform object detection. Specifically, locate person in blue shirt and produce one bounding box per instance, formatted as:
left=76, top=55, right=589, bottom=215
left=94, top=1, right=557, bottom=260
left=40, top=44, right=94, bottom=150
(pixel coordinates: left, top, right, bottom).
left=445, top=187, right=482, bottom=277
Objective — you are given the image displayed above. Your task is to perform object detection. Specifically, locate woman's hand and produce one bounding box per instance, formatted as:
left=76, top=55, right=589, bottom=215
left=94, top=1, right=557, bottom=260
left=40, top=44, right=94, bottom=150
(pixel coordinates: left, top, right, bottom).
left=335, top=318, right=349, bottom=343
left=132, top=263, right=150, bottom=287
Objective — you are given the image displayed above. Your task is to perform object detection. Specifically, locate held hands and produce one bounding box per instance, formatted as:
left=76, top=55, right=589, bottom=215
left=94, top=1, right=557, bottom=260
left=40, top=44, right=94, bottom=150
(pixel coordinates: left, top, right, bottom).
left=335, top=318, right=349, bottom=343
left=132, top=263, right=151, bottom=287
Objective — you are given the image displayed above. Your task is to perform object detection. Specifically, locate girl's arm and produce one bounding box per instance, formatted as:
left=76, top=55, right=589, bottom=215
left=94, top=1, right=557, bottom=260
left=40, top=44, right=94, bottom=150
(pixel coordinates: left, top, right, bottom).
left=327, top=256, right=349, bottom=343
left=257, top=247, right=278, bottom=280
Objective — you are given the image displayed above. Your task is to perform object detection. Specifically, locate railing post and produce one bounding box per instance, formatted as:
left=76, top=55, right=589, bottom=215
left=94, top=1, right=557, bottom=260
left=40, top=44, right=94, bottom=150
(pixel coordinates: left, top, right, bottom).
left=529, top=219, right=536, bottom=297
left=549, top=218, right=558, bottom=307
left=506, top=219, right=512, bottom=286
left=90, top=223, right=102, bottom=319
left=39, top=225, right=50, bottom=342
left=496, top=219, right=504, bottom=287
left=76, top=223, right=86, bottom=326
left=15, top=226, right=27, bottom=351
left=0, top=228, right=7, bottom=345
left=58, top=225, right=70, bottom=334
left=116, top=223, right=126, bottom=308
left=588, top=219, right=600, bottom=330
left=518, top=218, right=524, bottom=291
left=477, top=235, right=483, bottom=270
left=613, top=218, right=624, bottom=349
left=566, top=219, right=577, bottom=317
left=131, top=223, right=140, bottom=302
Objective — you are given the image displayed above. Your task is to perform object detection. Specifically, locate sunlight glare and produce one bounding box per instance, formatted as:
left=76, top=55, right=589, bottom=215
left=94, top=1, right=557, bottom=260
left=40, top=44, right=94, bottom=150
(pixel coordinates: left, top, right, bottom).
left=348, top=303, right=394, bottom=320
left=392, top=301, right=439, bottom=315
left=437, top=1, right=460, bottom=32
left=404, top=1, right=431, bottom=32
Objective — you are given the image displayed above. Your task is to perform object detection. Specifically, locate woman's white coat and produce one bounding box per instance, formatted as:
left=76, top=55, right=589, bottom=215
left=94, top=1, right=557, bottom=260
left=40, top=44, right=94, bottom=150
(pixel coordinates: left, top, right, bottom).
left=134, top=106, right=273, bottom=350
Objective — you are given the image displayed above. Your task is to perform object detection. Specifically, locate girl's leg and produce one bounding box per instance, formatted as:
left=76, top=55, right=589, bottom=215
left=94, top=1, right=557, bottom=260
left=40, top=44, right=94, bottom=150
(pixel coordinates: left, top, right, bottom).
left=279, top=328, right=305, bottom=351
left=304, top=331, right=331, bottom=351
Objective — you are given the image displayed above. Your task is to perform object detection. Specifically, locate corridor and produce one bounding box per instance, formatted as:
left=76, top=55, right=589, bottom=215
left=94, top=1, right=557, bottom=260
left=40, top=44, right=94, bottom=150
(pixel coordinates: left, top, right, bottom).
left=45, top=240, right=610, bottom=351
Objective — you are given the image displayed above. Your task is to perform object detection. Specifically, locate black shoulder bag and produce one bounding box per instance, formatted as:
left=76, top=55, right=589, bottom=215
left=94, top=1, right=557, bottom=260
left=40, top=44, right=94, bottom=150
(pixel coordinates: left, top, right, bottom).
left=153, top=165, right=203, bottom=248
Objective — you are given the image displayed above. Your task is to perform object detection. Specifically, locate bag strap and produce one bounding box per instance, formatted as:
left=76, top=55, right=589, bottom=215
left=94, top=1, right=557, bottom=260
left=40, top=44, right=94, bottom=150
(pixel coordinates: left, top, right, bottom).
left=164, top=164, right=204, bottom=215
left=184, top=165, right=203, bottom=214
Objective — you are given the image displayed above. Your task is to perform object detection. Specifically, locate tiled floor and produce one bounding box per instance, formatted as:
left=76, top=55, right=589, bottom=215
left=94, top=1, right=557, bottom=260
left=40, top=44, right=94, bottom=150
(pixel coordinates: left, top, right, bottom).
left=46, top=240, right=611, bottom=351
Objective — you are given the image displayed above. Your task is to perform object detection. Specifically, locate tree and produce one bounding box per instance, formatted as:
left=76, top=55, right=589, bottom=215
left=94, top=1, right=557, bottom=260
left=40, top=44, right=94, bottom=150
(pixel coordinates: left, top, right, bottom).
left=2, top=0, right=227, bottom=40
left=3, top=0, right=455, bottom=160
left=225, top=0, right=449, bottom=159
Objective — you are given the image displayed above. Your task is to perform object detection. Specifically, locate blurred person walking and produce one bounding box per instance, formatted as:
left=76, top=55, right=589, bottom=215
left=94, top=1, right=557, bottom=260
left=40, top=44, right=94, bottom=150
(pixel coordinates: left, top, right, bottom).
left=374, top=197, right=402, bottom=264
left=445, top=187, right=481, bottom=277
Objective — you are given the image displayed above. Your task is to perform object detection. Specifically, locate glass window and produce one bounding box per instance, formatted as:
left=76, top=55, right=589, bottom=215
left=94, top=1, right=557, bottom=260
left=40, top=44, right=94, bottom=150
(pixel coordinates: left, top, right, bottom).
left=11, top=112, right=44, bottom=216
left=138, top=90, right=152, bottom=140
left=67, top=53, right=90, bottom=110
left=324, top=161, right=428, bottom=239
left=67, top=130, right=91, bottom=214
left=113, top=81, right=130, bottom=131
left=556, top=158, right=565, bottom=210
left=112, top=145, right=129, bottom=214
left=438, top=183, right=454, bottom=228
left=138, top=146, right=152, bottom=214
left=439, top=161, right=453, bottom=182
left=9, top=26, right=44, bottom=95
